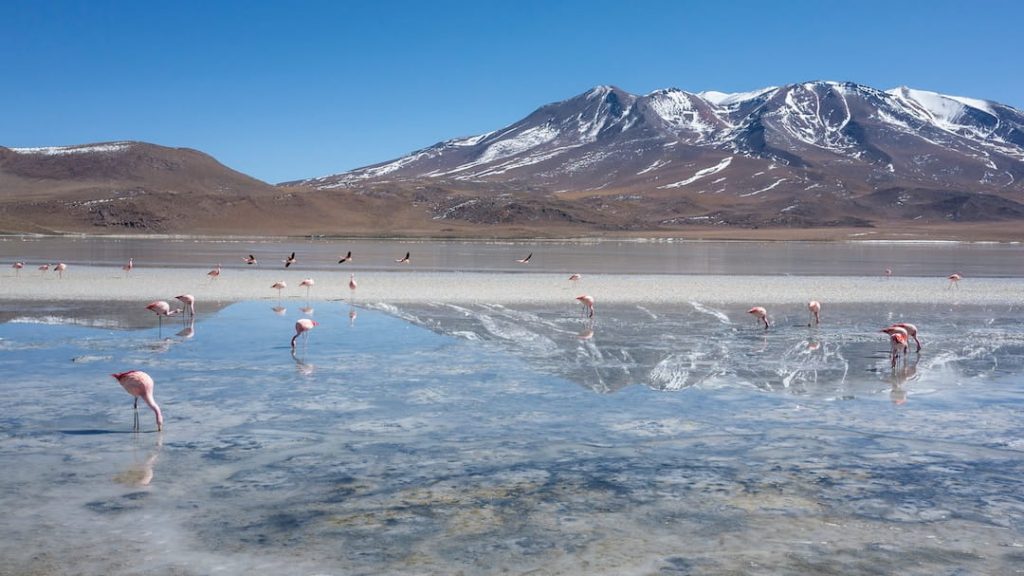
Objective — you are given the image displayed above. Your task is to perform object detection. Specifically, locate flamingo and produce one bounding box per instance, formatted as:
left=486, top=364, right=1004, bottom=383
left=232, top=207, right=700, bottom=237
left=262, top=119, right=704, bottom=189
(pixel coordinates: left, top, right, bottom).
left=175, top=294, right=195, bottom=317
left=890, top=322, right=921, bottom=352
left=884, top=268, right=892, bottom=280
left=348, top=273, right=357, bottom=294
left=338, top=251, right=352, bottom=264
left=888, top=331, right=908, bottom=368
left=576, top=294, right=595, bottom=318
left=291, top=318, right=319, bottom=349
left=299, top=278, right=315, bottom=299
left=207, top=264, right=221, bottom=281
left=284, top=252, right=297, bottom=268
left=146, top=300, right=179, bottom=331
left=243, top=254, right=258, bottom=265
left=948, top=272, right=962, bottom=289
left=568, top=273, right=581, bottom=283
left=38, top=263, right=50, bottom=274
left=54, top=262, right=67, bottom=278
left=516, top=253, right=533, bottom=264
left=395, top=251, right=411, bottom=264
left=122, top=258, right=134, bottom=276
left=112, top=370, right=163, bottom=431
left=12, top=262, right=24, bottom=276
left=748, top=306, right=769, bottom=330
left=807, top=300, right=821, bottom=326
left=881, top=326, right=910, bottom=356
left=271, top=281, right=287, bottom=299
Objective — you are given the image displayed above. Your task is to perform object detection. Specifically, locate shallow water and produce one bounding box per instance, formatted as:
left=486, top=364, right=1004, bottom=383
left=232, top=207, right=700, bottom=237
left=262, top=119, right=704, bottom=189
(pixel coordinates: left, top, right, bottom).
left=2, top=298, right=1024, bottom=575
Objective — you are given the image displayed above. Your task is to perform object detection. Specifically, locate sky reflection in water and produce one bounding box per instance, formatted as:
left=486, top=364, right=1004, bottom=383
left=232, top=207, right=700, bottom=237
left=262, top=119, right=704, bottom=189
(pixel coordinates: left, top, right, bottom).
left=1, top=300, right=1023, bottom=575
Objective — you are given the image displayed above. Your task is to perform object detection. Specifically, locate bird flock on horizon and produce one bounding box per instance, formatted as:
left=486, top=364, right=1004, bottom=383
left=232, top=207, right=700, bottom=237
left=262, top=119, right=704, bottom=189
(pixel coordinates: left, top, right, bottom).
left=6, top=250, right=967, bottom=432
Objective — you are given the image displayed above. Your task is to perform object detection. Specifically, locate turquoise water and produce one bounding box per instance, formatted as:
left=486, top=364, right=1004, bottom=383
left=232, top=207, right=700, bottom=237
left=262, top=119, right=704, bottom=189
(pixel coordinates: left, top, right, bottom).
left=1, top=298, right=1023, bottom=574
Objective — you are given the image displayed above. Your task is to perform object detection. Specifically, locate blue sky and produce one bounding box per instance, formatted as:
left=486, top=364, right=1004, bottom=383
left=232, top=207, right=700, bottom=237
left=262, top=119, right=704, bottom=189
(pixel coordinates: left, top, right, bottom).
left=3, top=0, right=1022, bottom=183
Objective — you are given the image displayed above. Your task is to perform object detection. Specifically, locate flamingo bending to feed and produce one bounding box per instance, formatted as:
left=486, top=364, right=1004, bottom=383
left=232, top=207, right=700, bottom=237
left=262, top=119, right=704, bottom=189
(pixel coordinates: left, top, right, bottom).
left=887, top=331, right=908, bottom=368
left=881, top=326, right=910, bottom=356
left=576, top=294, right=595, bottom=318
left=807, top=300, right=821, bottom=326
left=146, top=300, right=180, bottom=330
left=748, top=306, right=769, bottom=330
left=291, top=318, right=319, bottom=349
left=569, top=273, right=581, bottom=283
left=38, top=264, right=50, bottom=274
left=947, top=273, right=962, bottom=289
left=112, top=370, right=163, bottom=431
left=175, top=294, right=195, bottom=317
left=889, top=322, right=921, bottom=352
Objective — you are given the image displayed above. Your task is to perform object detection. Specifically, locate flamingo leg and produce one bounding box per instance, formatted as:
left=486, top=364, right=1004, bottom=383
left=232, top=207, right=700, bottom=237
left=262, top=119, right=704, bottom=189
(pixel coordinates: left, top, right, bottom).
left=132, top=397, right=140, bottom=432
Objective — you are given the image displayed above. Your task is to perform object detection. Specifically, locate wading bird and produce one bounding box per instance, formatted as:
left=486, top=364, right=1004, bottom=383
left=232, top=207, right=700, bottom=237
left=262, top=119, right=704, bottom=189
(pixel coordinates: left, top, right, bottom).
left=748, top=306, right=769, bottom=330
left=299, top=278, right=315, bottom=299
left=291, top=318, right=319, bottom=349
left=568, top=273, right=581, bottom=283
left=881, top=325, right=910, bottom=356
left=348, top=273, right=357, bottom=293
left=947, top=272, right=962, bottom=289
left=207, top=264, right=221, bottom=281
left=12, top=262, right=24, bottom=276
left=807, top=300, right=821, bottom=326
left=53, top=263, right=67, bottom=278
left=576, top=294, right=595, bottom=318
left=112, top=370, right=163, bottom=432
left=889, top=322, right=921, bottom=352
left=146, top=300, right=180, bottom=331
left=887, top=331, right=908, bottom=368
left=271, top=281, right=287, bottom=299
left=38, top=263, right=50, bottom=274
left=175, top=294, right=195, bottom=317
left=122, top=258, right=134, bottom=275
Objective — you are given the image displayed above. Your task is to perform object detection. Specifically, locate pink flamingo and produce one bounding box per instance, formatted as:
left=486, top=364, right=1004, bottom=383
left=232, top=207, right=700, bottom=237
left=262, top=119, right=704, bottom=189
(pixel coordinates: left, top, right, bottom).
left=291, top=318, right=319, bottom=349
left=12, top=262, right=24, bottom=276
left=947, top=272, right=962, bottom=289
left=175, top=294, right=195, bottom=317
left=516, top=253, right=533, bottom=264
left=38, top=263, right=50, bottom=274
left=884, top=268, right=892, bottom=280
left=568, top=273, right=581, bottom=283
left=207, top=264, right=221, bottom=281
left=348, top=273, right=357, bottom=294
left=807, top=300, right=821, bottom=326
left=299, top=278, right=315, bottom=299
left=887, top=331, right=908, bottom=368
left=338, top=251, right=352, bottom=264
left=243, top=254, right=258, bottom=265
left=271, top=281, right=287, bottom=300
left=146, top=300, right=179, bottom=331
left=112, top=370, right=163, bottom=431
left=576, top=294, right=595, bottom=318
left=54, top=262, right=67, bottom=278
left=122, top=258, right=134, bottom=276
left=889, top=322, right=921, bottom=352
left=396, top=251, right=411, bottom=264
left=748, top=306, right=769, bottom=330
left=284, top=252, right=297, bottom=268
left=881, top=326, right=910, bottom=356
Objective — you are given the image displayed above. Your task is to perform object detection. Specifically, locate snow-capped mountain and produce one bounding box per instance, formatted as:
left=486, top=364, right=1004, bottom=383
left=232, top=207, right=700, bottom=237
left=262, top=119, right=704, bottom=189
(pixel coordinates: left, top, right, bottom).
left=294, top=81, right=1024, bottom=229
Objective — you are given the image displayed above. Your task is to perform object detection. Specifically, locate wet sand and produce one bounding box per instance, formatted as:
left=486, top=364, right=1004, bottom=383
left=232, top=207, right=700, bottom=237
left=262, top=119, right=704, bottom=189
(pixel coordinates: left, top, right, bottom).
left=0, top=266, right=1020, bottom=305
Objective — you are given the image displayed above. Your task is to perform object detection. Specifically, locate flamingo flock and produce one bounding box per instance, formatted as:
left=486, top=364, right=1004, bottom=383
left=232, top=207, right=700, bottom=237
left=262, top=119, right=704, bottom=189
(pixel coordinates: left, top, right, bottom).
left=2, top=248, right=960, bottom=432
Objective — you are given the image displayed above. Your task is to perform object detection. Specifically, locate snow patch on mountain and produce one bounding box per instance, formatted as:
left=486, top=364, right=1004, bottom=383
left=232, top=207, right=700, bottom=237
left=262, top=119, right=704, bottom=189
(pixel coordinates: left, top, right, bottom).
left=11, top=142, right=134, bottom=156
left=659, top=157, right=733, bottom=188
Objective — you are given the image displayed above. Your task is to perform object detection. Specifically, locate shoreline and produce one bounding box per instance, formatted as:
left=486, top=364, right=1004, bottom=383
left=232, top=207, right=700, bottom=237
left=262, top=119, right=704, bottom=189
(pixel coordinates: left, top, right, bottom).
left=0, top=266, right=1019, bottom=306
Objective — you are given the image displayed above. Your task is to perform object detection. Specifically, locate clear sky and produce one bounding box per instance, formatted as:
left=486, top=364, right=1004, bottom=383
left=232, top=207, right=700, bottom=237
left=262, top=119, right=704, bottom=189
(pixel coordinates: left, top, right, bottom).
left=3, top=0, right=1022, bottom=184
